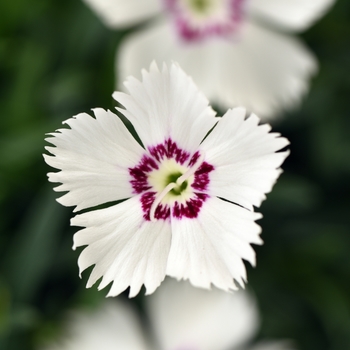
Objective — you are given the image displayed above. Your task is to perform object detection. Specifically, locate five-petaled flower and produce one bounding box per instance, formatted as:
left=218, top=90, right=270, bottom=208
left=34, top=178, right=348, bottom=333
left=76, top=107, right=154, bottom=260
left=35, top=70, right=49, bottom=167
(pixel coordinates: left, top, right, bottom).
left=44, top=63, right=289, bottom=297
left=82, top=0, right=335, bottom=119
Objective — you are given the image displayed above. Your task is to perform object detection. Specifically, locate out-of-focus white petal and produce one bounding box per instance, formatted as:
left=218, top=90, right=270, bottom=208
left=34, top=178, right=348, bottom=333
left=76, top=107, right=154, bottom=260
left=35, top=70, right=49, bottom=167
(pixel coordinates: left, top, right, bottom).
left=167, top=196, right=262, bottom=291
left=40, top=300, right=150, bottom=350
left=118, top=20, right=317, bottom=119
left=147, top=278, right=260, bottom=350
left=71, top=196, right=171, bottom=297
left=82, top=0, right=161, bottom=28
left=44, top=108, right=144, bottom=212
left=248, top=340, right=297, bottom=350
left=200, top=108, right=289, bottom=210
left=118, top=20, right=173, bottom=83
left=246, top=0, right=335, bottom=32
left=113, top=61, right=217, bottom=153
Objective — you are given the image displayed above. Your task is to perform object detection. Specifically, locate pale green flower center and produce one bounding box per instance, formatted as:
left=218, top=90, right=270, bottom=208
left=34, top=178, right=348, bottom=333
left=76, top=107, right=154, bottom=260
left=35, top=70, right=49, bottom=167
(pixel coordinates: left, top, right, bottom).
left=148, top=158, right=193, bottom=202
left=182, top=0, right=221, bottom=19
left=189, top=0, right=212, bottom=14
left=147, top=153, right=205, bottom=221
left=166, top=172, right=189, bottom=195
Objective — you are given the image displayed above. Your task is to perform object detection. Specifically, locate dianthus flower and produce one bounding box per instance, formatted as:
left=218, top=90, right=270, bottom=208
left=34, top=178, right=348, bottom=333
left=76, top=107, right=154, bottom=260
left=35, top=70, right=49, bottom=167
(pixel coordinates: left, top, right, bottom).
left=44, top=63, right=289, bottom=297
left=39, top=279, right=296, bottom=350
left=82, top=0, right=334, bottom=118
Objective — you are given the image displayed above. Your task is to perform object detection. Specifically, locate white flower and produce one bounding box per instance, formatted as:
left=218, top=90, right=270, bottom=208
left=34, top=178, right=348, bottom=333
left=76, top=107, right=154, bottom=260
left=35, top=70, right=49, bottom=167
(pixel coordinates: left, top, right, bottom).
left=44, top=62, right=289, bottom=297
left=39, top=279, right=296, bottom=350
left=82, top=0, right=335, bottom=119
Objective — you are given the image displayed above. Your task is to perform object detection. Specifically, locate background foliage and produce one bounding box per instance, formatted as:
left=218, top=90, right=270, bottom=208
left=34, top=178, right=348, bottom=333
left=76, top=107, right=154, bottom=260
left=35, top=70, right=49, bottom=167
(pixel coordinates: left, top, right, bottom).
left=0, top=1, right=349, bottom=349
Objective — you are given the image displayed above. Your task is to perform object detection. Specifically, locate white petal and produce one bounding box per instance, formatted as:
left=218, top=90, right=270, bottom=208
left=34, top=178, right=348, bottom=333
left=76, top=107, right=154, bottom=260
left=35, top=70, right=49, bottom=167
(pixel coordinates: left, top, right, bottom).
left=71, top=195, right=171, bottom=297
left=114, top=60, right=217, bottom=154
left=44, top=108, right=145, bottom=212
left=204, top=20, right=317, bottom=119
left=248, top=340, right=297, bottom=350
left=147, top=278, right=260, bottom=350
left=118, top=19, right=221, bottom=106
left=246, top=0, right=335, bottom=32
left=118, top=20, right=317, bottom=120
left=40, top=300, right=150, bottom=350
left=167, top=196, right=262, bottom=291
left=82, top=0, right=161, bottom=28
left=200, top=108, right=290, bottom=210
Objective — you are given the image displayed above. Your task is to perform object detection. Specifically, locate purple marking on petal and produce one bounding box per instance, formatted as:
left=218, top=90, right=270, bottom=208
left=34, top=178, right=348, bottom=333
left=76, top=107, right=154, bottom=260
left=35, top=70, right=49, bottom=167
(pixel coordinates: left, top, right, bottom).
left=164, top=0, right=246, bottom=42
left=188, top=151, right=200, bottom=167
left=192, top=161, right=214, bottom=191
left=130, top=138, right=190, bottom=196
left=141, top=191, right=171, bottom=221
left=177, top=18, right=236, bottom=42
left=167, top=138, right=191, bottom=164
left=129, top=155, right=158, bottom=194
left=149, top=138, right=190, bottom=164
left=149, top=143, right=167, bottom=162
left=130, top=138, right=214, bottom=221
left=172, top=193, right=209, bottom=219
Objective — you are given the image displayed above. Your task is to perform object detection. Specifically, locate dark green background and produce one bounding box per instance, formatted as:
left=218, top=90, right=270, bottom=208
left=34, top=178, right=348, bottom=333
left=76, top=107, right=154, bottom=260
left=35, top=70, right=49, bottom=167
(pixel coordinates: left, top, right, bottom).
left=0, top=1, right=349, bottom=349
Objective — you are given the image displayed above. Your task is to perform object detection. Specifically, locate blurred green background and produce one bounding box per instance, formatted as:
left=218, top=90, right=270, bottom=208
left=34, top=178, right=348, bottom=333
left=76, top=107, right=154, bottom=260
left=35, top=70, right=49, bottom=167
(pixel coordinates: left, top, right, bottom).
left=0, top=0, right=349, bottom=349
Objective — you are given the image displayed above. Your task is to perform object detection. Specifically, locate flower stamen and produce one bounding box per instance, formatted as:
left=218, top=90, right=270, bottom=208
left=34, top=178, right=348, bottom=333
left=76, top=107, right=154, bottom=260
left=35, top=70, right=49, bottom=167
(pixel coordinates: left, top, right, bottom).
left=149, top=152, right=205, bottom=222
left=176, top=152, right=205, bottom=185
left=150, top=182, right=177, bottom=221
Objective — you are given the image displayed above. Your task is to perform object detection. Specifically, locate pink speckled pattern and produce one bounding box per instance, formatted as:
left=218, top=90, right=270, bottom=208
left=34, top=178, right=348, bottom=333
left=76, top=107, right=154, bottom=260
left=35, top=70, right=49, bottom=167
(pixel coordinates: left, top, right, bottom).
left=129, top=138, right=214, bottom=220
left=164, top=0, right=245, bottom=41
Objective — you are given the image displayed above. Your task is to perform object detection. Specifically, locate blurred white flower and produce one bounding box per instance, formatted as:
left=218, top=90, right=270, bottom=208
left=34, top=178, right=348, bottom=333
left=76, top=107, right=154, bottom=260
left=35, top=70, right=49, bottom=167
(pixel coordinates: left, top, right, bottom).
left=40, top=279, right=296, bottom=350
left=44, top=63, right=289, bottom=297
left=82, top=0, right=335, bottom=119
